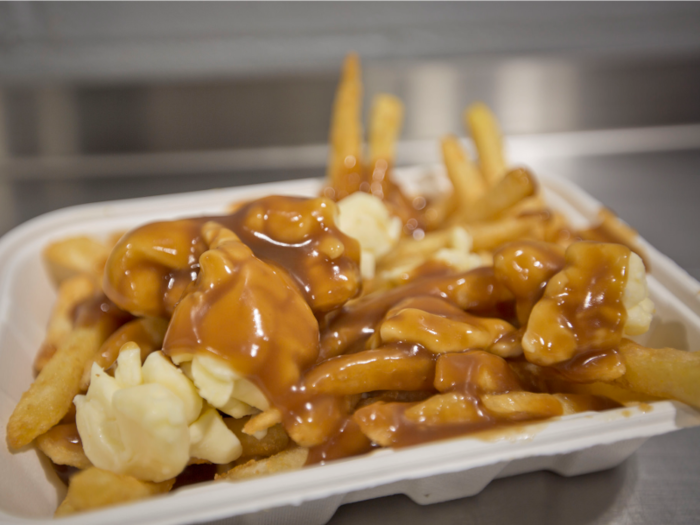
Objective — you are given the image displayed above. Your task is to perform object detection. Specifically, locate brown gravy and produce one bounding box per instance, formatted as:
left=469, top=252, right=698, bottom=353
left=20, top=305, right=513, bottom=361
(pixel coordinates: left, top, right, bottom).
left=96, top=196, right=633, bottom=465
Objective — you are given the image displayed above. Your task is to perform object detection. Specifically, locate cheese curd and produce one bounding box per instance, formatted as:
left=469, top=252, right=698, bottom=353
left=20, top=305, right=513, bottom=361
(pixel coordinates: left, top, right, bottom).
left=174, top=353, right=270, bottom=419
left=74, top=344, right=242, bottom=482
left=623, top=252, right=655, bottom=336
left=522, top=242, right=654, bottom=367
left=431, top=227, right=486, bottom=272
left=337, top=192, right=402, bottom=279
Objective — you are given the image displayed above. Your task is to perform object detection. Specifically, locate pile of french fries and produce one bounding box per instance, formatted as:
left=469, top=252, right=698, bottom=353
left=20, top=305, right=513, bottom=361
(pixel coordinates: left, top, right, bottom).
left=5, top=53, right=700, bottom=518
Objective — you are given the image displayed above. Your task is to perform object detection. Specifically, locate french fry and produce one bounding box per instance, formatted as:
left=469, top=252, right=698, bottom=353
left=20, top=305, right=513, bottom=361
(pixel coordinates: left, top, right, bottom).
left=354, top=390, right=433, bottom=410
left=242, top=408, right=282, bottom=436
left=369, top=94, right=404, bottom=170
left=377, top=226, right=470, bottom=270
left=215, top=447, right=309, bottom=481
left=552, top=393, right=621, bottom=415
left=452, top=167, right=537, bottom=224
left=614, top=339, right=700, bottom=409
left=304, top=347, right=435, bottom=395
left=34, top=274, right=98, bottom=374
left=542, top=211, right=574, bottom=246
left=35, top=423, right=91, bottom=469
left=578, top=208, right=650, bottom=270
left=7, top=325, right=113, bottom=449
left=406, top=393, right=481, bottom=425
left=353, top=403, right=398, bottom=447
left=509, top=360, right=660, bottom=405
left=80, top=317, right=169, bottom=390
left=422, top=196, right=453, bottom=231
left=435, top=351, right=521, bottom=394
left=441, top=136, right=487, bottom=216
left=225, top=417, right=290, bottom=459
left=380, top=309, right=513, bottom=354
left=466, top=215, right=546, bottom=252
left=54, top=467, right=174, bottom=517
left=499, top=194, right=547, bottom=219
left=465, top=102, right=507, bottom=186
left=43, top=236, right=111, bottom=286
left=481, top=391, right=564, bottom=421
left=325, top=53, right=363, bottom=198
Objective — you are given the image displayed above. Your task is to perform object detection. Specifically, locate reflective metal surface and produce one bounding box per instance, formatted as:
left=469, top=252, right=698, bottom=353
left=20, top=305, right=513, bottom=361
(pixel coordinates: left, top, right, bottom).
left=3, top=54, right=700, bottom=162
left=2, top=3, right=700, bottom=82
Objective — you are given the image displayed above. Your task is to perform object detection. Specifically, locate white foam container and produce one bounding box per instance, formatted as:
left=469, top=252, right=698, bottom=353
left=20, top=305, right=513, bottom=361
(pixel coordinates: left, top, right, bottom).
left=1, top=170, right=700, bottom=524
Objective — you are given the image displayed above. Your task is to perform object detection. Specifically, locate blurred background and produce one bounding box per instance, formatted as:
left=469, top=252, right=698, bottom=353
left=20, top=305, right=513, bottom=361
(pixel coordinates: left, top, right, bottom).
left=1, top=4, right=700, bottom=523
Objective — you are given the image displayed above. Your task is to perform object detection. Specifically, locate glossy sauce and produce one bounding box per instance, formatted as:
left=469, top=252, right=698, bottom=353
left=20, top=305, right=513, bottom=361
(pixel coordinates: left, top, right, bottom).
left=353, top=351, right=521, bottom=448
left=493, top=241, right=566, bottom=326
left=304, top=342, right=436, bottom=396
left=325, top=158, right=428, bottom=237
left=71, top=293, right=132, bottom=331
left=320, top=267, right=514, bottom=360
left=306, top=417, right=374, bottom=465
left=522, top=242, right=630, bottom=373
left=162, top=223, right=334, bottom=446
left=379, top=298, right=515, bottom=354
left=97, top=195, right=632, bottom=466
left=96, top=317, right=169, bottom=374
left=43, top=424, right=86, bottom=485
left=577, top=223, right=651, bottom=271
left=47, top=422, right=82, bottom=446
left=104, top=196, right=362, bottom=318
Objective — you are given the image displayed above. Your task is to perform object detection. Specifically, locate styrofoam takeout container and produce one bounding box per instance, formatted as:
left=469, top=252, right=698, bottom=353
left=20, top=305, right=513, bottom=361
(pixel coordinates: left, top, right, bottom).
left=1, top=169, right=700, bottom=525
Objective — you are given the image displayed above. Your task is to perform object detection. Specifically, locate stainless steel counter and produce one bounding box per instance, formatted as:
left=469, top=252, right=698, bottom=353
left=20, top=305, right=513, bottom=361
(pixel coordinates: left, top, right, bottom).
left=1, top=52, right=699, bottom=524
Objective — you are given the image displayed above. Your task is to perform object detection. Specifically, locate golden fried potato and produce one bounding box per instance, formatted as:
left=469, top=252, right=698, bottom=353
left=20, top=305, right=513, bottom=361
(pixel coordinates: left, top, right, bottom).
left=380, top=309, right=513, bottom=354
left=80, top=317, right=168, bottom=390
left=377, top=226, right=469, bottom=270
left=614, top=339, right=700, bottom=409
left=435, top=351, right=521, bottom=395
left=369, top=94, right=404, bottom=170
left=36, top=423, right=91, bottom=469
left=578, top=207, right=651, bottom=270
left=34, top=274, right=98, bottom=374
left=354, top=390, right=433, bottom=410
left=215, top=447, right=309, bottom=482
left=8, top=326, right=110, bottom=449
left=54, top=467, right=174, bottom=516
left=225, top=417, right=289, bottom=459
left=325, top=53, right=363, bottom=198
left=481, top=392, right=564, bottom=421
left=499, top=194, right=547, bottom=218
left=241, top=408, right=282, bottom=436
left=441, top=135, right=486, bottom=214
left=465, top=102, right=507, bottom=186
left=464, top=216, right=545, bottom=252
left=508, top=360, right=660, bottom=405
left=304, top=346, right=435, bottom=395
left=552, top=393, right=621, bottom=415
left=452, top=167, right=536, bottom=224
left=405, top=393, right=482, bottom=425
left=43, top=236, right=111, bottom=286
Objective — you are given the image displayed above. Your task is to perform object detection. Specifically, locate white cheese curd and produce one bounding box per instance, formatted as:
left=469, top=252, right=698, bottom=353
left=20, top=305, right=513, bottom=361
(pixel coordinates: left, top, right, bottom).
left=623, top=252, right=655, bottom=336
left=75, top=344, right=242, bottom=482
left=431, top=226, right=484, bottom=272
left=336, top=192, right=402, bottom=279
left=522, top=246, right=655, bottom=367
left=189, top=407, right=242, bottom=464
left=173, top=353, right=270, bottom=419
